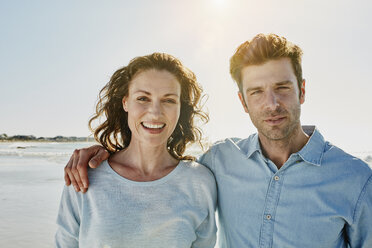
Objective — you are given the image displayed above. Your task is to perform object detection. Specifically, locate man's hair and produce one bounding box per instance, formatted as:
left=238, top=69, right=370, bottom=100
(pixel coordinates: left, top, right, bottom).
left=89, top=52, right=208, bottom=160
left=230, top=33, right=303, bottom=93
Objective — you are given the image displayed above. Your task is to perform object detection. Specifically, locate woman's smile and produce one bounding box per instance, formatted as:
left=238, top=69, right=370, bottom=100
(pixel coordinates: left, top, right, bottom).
left=141, top=121, right=166, bottom=134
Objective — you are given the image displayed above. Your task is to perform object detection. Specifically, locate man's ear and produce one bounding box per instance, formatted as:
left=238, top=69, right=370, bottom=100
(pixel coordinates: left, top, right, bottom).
left=238, top=91, right=249, bottom=113
left=122, top=96, right=128, bottom=112
left=300, top=79, right=306, bottom=104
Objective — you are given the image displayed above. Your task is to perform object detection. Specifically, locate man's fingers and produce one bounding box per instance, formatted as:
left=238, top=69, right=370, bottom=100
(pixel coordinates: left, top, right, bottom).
left=64, top=155, right=74, bottom=186
left=89, top=147, right=110, bottom=168
left=74, top=146, right=102, bottom=189
left=63, top=145, right=107, bottom=193
left=65, top=165, right=80, bottom=192
left=71, top=150, right=85, bottom=192
left=64, top=172, right=71, bottom=186
left=76, top=155, right=89, bottom=191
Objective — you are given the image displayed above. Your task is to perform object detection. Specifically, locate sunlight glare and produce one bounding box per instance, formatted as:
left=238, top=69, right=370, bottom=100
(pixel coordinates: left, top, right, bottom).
left=212, top=0, right=226, bottom=8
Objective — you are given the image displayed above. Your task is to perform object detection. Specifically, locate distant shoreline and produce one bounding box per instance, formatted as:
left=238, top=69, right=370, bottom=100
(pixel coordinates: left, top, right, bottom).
left=0, top=134, right=95, bottom=142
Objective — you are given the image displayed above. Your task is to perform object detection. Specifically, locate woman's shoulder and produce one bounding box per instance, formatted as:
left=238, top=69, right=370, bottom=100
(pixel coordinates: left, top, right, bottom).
left=181, top=160, right=214, bottom=175
left=178, top=160, right=217, bottom=207
left=87, top=160, right=115, bottom=183
left=179, top=160, right=216, bottom=186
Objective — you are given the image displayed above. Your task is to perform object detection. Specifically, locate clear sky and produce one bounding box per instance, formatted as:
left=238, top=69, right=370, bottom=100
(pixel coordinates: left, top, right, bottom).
left=1, top=0, right=371, bottom=154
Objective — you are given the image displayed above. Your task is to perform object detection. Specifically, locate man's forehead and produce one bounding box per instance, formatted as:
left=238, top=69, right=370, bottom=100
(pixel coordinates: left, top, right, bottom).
left=241, top=58, right=297, bottom=88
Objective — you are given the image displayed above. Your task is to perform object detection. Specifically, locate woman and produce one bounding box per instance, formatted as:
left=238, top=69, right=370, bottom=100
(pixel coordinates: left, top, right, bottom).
left=55, top=53, right=217, bottom=247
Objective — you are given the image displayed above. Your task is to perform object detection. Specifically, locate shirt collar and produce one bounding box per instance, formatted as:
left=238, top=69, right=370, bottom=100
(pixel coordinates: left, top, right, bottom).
left=240, top=125, right=326, bottom=166
left=297, top=126, right=326, bottom=166
left=241, top=133, right=261, bottom=158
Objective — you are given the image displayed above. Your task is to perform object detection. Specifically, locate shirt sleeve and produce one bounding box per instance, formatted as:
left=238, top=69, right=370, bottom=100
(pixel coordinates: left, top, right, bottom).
left=55, top=185, right=81, bottom=248
left=346, top=174, right=372, bottom=247
left=191, top=169, right=217, bottom=248
left=197, top=145, right=216, bottom=172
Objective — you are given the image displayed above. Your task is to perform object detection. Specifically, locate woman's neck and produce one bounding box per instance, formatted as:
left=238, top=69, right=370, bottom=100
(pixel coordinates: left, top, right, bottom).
left=108, top=141, right=179, bottom=181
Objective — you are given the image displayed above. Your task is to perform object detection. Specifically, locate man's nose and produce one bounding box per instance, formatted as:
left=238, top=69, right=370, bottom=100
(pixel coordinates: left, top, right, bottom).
left=264, top=91, right=279, bottom=110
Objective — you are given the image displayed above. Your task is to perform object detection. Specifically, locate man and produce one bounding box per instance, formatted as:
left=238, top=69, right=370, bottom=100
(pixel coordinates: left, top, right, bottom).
left=64, top=34, right=372, bottom=247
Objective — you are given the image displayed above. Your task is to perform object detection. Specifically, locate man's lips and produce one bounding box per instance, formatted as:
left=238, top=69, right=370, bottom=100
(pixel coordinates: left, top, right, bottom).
left=264, top=116, right=286, bottom=125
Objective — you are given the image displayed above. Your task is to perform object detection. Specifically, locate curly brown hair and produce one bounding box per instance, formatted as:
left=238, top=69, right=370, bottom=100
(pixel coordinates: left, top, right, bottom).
left=230, top=33, right=303, bottom=96
left=88, top=53, right=208, bottom=160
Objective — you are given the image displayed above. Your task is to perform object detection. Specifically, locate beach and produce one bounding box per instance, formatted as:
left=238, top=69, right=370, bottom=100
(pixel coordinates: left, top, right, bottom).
left=0, top=142, right=94, bottom=248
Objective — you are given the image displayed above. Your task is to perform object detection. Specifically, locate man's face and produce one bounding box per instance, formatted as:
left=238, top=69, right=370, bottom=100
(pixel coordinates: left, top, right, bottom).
left=238, top=58, right=305, bottom=141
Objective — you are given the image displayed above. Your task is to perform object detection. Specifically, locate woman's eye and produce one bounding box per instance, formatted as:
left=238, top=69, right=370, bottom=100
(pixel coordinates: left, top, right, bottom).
left=164, top=99, right=177, bottom=104
left=137, top=97, right=149, bottom=101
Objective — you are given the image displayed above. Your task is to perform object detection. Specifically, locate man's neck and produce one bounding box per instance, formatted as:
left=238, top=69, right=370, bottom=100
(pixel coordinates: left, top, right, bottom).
left=259, top=126, right=309, bottom=169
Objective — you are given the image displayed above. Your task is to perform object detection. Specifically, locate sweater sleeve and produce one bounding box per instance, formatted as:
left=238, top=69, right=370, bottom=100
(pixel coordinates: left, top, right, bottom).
left=55, top=185, right=81, bottom=248
left=191, top=167, right=217, bottom=248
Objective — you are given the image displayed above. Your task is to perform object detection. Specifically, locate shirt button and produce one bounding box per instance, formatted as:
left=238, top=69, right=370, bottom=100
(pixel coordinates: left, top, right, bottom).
left=274, top=176, right=280, bottom=181
left=266, top=214, right=272, bottom=220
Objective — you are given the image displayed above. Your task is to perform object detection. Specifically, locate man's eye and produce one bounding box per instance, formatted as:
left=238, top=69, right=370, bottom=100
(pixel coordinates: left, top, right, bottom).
left=251, top=90, right=262, bottom=96
left=278, top=86, right=289, bottom=90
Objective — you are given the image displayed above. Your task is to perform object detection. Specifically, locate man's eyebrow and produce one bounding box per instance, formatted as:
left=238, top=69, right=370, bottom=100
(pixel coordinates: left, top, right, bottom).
left=275, top=80, right=293, bottom=86
left=245, top=81, right=294, bottom=92
left=245, top=86, right=262, bottom=92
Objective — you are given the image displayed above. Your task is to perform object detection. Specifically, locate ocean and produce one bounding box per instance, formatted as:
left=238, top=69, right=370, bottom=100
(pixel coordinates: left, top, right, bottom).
left=0, top=141, right=370, bottom=247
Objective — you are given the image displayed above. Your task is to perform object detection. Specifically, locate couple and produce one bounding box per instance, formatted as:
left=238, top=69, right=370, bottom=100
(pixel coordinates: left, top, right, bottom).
left=57, top=34, right=372, bottom=247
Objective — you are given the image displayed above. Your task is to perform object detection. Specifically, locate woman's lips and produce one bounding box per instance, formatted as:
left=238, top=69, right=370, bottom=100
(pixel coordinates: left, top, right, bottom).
left=141, top=122, right=166, bottom=134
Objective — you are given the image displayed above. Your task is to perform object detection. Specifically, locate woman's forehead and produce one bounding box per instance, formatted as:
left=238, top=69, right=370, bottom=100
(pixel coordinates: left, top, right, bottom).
left=129, top=69, right=181, bottom=96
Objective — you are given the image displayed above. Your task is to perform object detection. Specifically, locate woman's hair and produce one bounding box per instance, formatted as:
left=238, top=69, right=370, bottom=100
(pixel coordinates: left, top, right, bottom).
left=89, top=52, right=208, bottom=160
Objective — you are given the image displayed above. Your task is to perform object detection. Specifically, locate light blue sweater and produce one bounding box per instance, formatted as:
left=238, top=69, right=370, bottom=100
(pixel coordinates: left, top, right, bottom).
left=55, top=160, right=217, bottom=248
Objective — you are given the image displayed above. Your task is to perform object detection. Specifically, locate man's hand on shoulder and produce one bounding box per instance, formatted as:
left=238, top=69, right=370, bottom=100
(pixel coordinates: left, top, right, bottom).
left=64, top=145, right=109, bottom=193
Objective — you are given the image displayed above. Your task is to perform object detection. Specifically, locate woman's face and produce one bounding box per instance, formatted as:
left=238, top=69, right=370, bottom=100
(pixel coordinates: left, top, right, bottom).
left=123, top=69, right=181, bottom=148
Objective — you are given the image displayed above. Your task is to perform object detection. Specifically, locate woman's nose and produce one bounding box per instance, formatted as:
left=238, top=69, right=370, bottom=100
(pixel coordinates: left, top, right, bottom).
left=148, top=101, right=162, bottom=115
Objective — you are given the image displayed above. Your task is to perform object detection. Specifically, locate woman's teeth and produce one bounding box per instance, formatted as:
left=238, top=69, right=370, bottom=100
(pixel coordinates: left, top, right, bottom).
left=142, top=122, right=165, bottom=129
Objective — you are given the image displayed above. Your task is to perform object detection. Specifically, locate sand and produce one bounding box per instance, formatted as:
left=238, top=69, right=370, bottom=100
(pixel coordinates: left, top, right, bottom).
left=0, top=156, right=66, bottom=248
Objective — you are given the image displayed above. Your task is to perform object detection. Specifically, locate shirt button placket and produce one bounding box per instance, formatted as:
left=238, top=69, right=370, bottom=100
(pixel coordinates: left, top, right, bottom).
left=259, top=172, right=283, bottom=248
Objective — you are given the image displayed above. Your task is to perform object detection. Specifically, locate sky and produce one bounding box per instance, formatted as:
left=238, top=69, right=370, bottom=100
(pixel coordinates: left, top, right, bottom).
left=1, top=0, right=372, bottom=154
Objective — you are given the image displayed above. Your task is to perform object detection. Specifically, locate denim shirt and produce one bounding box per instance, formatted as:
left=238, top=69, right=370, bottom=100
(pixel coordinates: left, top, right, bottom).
left=199, top=126, right=372, bottom=248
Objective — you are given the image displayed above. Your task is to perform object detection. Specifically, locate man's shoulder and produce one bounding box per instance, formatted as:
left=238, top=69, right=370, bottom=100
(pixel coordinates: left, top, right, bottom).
left=208, top=134, right=257, bottom=153
left=323, top=141, right=372, bottom=174
left=197, top=135, right=258, bottom=171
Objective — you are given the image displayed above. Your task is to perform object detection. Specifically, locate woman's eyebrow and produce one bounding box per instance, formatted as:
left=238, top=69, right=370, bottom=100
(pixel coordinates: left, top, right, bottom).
left=133, top=90, right=179, bottom=97
left=133, top=90, right=151, bottom=95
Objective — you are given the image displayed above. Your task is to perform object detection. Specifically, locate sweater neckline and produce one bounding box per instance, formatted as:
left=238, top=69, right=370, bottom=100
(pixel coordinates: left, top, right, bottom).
left=103, top=160, right=185, bottom=186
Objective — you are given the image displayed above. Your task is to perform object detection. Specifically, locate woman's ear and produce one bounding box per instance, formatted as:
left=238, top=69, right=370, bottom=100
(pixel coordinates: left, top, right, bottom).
left=122, top=97, right=128, bottom=112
